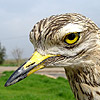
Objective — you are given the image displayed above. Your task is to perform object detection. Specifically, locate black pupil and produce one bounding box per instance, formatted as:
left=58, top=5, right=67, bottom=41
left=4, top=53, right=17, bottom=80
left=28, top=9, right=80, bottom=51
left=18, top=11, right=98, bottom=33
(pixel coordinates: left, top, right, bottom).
left=67, top=33, right=75, bottom=40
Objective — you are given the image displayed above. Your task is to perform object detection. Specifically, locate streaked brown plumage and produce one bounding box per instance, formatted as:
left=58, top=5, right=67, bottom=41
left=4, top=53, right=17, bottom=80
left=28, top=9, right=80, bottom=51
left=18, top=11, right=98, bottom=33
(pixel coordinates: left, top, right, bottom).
left=30, top=13, right=100, bottom=100
left=5, top=13, right=100, bottom=100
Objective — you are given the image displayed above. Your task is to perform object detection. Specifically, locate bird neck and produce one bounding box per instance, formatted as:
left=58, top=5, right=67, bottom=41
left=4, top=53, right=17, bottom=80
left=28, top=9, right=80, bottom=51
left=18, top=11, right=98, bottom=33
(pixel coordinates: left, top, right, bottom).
left=64, top=65, right=100, bottom=100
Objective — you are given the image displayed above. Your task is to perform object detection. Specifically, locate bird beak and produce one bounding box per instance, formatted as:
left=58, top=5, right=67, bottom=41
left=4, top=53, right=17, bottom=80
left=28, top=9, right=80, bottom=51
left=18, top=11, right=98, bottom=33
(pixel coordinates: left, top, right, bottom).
left=5, top=51, right=56, bottom=87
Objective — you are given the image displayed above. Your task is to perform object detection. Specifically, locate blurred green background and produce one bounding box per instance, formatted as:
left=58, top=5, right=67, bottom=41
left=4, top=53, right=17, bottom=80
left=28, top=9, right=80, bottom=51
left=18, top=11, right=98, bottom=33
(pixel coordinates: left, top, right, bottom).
left=0, top=71, right=75, bottom=100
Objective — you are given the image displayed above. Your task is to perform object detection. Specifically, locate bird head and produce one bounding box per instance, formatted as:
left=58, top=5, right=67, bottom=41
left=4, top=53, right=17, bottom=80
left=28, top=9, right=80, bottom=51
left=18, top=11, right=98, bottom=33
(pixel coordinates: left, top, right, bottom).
left=5, top=13, right=100, bottom=87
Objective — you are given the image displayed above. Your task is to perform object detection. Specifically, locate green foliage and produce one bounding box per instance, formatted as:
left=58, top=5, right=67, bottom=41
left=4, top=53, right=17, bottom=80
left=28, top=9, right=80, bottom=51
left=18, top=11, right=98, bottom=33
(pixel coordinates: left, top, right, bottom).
left=0, top=71, right=75, bottom=100
left=0, top=43, right=6, bottom=64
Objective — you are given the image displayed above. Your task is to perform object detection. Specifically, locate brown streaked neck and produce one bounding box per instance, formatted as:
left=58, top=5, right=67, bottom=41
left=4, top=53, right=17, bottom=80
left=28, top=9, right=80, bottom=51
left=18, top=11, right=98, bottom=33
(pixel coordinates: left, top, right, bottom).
left=64, top=65, right=100, bottom=100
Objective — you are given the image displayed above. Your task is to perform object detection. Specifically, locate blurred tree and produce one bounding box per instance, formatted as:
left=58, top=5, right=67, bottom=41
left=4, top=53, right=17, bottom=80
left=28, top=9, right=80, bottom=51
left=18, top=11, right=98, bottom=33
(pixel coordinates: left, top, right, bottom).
left=0, top=42, right=6, bottom=64
left=12, top=48, right=23, bottom=66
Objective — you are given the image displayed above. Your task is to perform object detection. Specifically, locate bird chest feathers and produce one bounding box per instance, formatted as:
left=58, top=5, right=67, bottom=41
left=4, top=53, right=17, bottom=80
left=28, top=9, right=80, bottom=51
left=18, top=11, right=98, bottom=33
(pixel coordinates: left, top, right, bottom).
left=65, top=60, right=100, bottom=100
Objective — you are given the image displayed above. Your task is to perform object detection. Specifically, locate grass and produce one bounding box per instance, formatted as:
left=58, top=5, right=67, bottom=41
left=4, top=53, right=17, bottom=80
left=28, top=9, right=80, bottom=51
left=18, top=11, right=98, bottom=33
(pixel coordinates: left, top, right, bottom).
left=0, top=71, right=75, bottom=100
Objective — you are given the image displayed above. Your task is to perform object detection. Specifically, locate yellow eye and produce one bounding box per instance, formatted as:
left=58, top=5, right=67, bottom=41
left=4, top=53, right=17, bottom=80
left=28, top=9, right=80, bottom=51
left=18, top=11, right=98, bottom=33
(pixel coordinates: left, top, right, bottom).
left=64, top=32, right=80, bottom=45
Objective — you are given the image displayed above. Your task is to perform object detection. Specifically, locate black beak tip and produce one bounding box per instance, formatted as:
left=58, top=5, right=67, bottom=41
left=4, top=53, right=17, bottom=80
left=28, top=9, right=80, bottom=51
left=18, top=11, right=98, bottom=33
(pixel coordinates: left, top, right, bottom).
left=4, top=73, right=27, bottom=87
left=4, top=79, right=13, bottom=87
left=4, top=65, right=28, bottom=87
left=4, top=61, right=34, bottom=87
left=4, top=80, right=11, bottom=87
left=4, top=82, right=9, bottom=87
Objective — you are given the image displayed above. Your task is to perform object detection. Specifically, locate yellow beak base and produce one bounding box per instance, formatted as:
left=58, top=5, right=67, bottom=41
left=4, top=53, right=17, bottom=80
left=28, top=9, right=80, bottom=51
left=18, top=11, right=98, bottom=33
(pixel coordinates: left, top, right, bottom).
left=24, top=51, right=56, bottom=76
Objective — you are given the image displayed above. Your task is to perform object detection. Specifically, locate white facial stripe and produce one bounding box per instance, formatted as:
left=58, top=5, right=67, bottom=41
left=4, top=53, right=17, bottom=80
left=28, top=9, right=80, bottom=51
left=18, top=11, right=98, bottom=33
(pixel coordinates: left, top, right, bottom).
left=60, top=23, right=84, bottom=34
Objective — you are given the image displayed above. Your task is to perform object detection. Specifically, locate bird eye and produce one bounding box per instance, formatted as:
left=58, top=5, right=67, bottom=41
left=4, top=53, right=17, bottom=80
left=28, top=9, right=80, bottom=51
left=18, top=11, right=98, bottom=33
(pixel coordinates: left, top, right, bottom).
left=64, top=32, right=80, bottom=45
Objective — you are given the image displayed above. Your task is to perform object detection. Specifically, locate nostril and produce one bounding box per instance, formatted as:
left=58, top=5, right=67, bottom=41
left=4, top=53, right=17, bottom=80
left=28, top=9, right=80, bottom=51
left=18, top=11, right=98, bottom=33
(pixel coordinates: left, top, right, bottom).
left=26, top=62, right=35, bottom=68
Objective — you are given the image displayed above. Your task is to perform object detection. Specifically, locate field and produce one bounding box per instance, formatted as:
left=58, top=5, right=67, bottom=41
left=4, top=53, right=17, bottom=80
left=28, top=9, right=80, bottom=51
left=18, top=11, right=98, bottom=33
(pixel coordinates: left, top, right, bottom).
left=1, top=59, right=26, bottom=67
left=0, top=71, right=75, bottom=100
